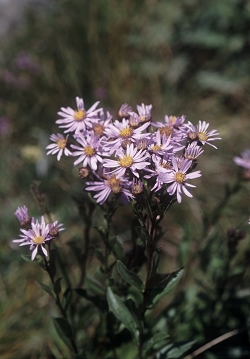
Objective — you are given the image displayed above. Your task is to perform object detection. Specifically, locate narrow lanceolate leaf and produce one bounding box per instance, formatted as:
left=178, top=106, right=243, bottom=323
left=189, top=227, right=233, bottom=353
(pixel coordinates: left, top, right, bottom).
left=53, top=277, right=62, bottom=295
left=147, top=268, right=184, bottom=307
left=36, top=281, right=55, bottom=299
left=117, top=260, right=143, bottom=291
left=52, top=317, right=74, bottom=352
left=107, top=287, right=139, bottom=344
left=144, top=333, right=170, bottom=353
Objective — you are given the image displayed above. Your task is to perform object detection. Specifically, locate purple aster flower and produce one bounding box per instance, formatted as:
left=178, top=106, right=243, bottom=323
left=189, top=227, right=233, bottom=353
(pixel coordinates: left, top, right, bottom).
left=158, top=157, right=202, bottom=203
left=184, top=142, right=204, bottom=160
left=48, top=220, right=65, bottom=237
left=46, top=133, right=72, bottom=161
left=13, top=216, right=54, bottom=260
left=148, top=130, right=173, bottom=161
left=117, top=103, right=133, bottom=120
left=71, top=132, right=104, bottom=171
left=85, top=174, right=133, bottom=204
left=186, top=120, right=221, bottom=149
left=233, top=150, right=250, bottom=170
left=14, top=205, right=32, bottom=227
left=103, top=143, right=150, bottom=178
left=91, top=110, right=112, bottom=137
left=56, top=97, right=101, bottom=134
left=136, top=103, right=152, bottom=123
left=103, top=118, right=150, bottom=154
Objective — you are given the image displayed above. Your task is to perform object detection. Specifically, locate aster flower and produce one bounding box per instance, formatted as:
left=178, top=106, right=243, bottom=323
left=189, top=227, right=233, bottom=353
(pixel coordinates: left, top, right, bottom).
left=153, top=115, right=186, bottom=144
left=13, top=216, right=54, bottom=260
left=85, top=174, right=133, bottom=204
left=56, top=97, right=101, bottom=134
left=233, top=150, right=250, bottom=169
left=184, top=142, right=204, bottom=160
left=118, top=103, right=133, bottom=120
left=186, top=120, right=221, bottom=149
left=136, top=103, right=152, bottom=122
left=48, top=220, right=65, bottom=237
left=148, top=130, right=173, bottom=161
left=103, top=143, right=150, bottom=178
left=158, top=157, right=202, bottom=203
left=71, top=132, right=104, bottom=171
left=103, top=118, right=150, bottom=154
left=14, top=205, right=32, bottom=227
left=46, top=133, right=72, bottom=161
left=91, top=110, right=112, bottom=138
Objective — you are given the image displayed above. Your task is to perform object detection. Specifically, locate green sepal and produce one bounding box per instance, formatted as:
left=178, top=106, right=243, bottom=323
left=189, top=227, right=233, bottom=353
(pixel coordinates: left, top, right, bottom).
left=143, top=332, right=170, bottom=353
left=53, top=277, right=62, bottom=295
left=36, top=281, right=55, bottom=299
left=106, top=287, right=139, bottom=344
left=147, top=268, right=184, bottom=308
left=117, top=260, right=143, bottom=291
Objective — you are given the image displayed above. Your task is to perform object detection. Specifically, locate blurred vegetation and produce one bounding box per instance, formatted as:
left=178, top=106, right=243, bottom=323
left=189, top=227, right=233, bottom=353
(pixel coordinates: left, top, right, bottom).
left=1, top=0, right=250, bottom=358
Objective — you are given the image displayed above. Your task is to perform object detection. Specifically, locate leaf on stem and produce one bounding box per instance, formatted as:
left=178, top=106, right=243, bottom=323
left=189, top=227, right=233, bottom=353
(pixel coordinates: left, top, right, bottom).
left=143, top=332, right=170, bottom=353
left=36, top=281, right=55, bottom=299
left=147, top=268, right=184, bottom=307
left=75, top=288, right=108, bottom=311
left=117, top=260, right=143, bottom=291
left=85, top=276, right=106, bottom=296
left=106, top=287, right=140, bottom=344
left=53, top=277, right=62, bottom=295
left=52, top=317, right=75, bottom=352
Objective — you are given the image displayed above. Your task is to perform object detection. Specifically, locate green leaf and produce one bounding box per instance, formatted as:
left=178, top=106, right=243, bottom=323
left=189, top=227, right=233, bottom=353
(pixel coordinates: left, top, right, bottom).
left=147, top=268, right=184, bottom=307
left=75, top=288, right=107, bottom=311
left=165, top=340, right=195, bottom=358
left=53, top=277, right=62, bottom=295
left=52, top=317, right=74, bottom=352
left=144, top=333, right=170, bottom=353
left=106, top=287, right=139, bottom=344
left=112, top=239, right=125, bottom=261
left=21, top=254, right=33, bottom=262
left=149, top=249, right=160, bottom=279
left=117, top=260, right=143, bottom=291
left=36, top=281, right=55, bottom=299
left=62, top=288, right=72, bottom=311
left=85, top=276, right=106, bottom=296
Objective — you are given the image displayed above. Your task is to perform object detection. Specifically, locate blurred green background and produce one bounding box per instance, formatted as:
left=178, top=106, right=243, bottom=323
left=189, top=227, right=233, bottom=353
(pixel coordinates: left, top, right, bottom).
left=1, top=0, right=250, bottom=358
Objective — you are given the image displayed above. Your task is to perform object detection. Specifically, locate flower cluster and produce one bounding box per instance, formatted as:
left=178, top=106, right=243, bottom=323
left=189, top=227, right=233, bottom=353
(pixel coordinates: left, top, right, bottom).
left=13, top=206, right=64, bottom=260
left=46, top=97, right=221, bottom=204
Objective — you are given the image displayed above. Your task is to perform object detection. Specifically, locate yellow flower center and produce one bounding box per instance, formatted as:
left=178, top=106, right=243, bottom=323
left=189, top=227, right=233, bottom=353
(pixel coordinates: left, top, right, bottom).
left=93, top=124, right=104, bottom=136
left=107, top=176, right=122, bottom=194
left=119, top=155, right=133, bottom=168
left=198, top=131, right=208, bottom=141
left=140, top=115, right=146, bottom=122
left=160, top=126, right=173, bottom=137
left=74, top=109, right=86, bottom=121
left=33, top=236, right=44, bottom=244
left=151, top=145, right=162, bottom=152
left=169, top=116, right=177, bottom=123
left=175, top=172, right=186, bottom=183
left=160, top=162, right=171, bottom=169
left=84, top=145, right=96, bottom=157
left=56, top=139, right=67, bottom=149
left=119, top=127, right=133, bottom=138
